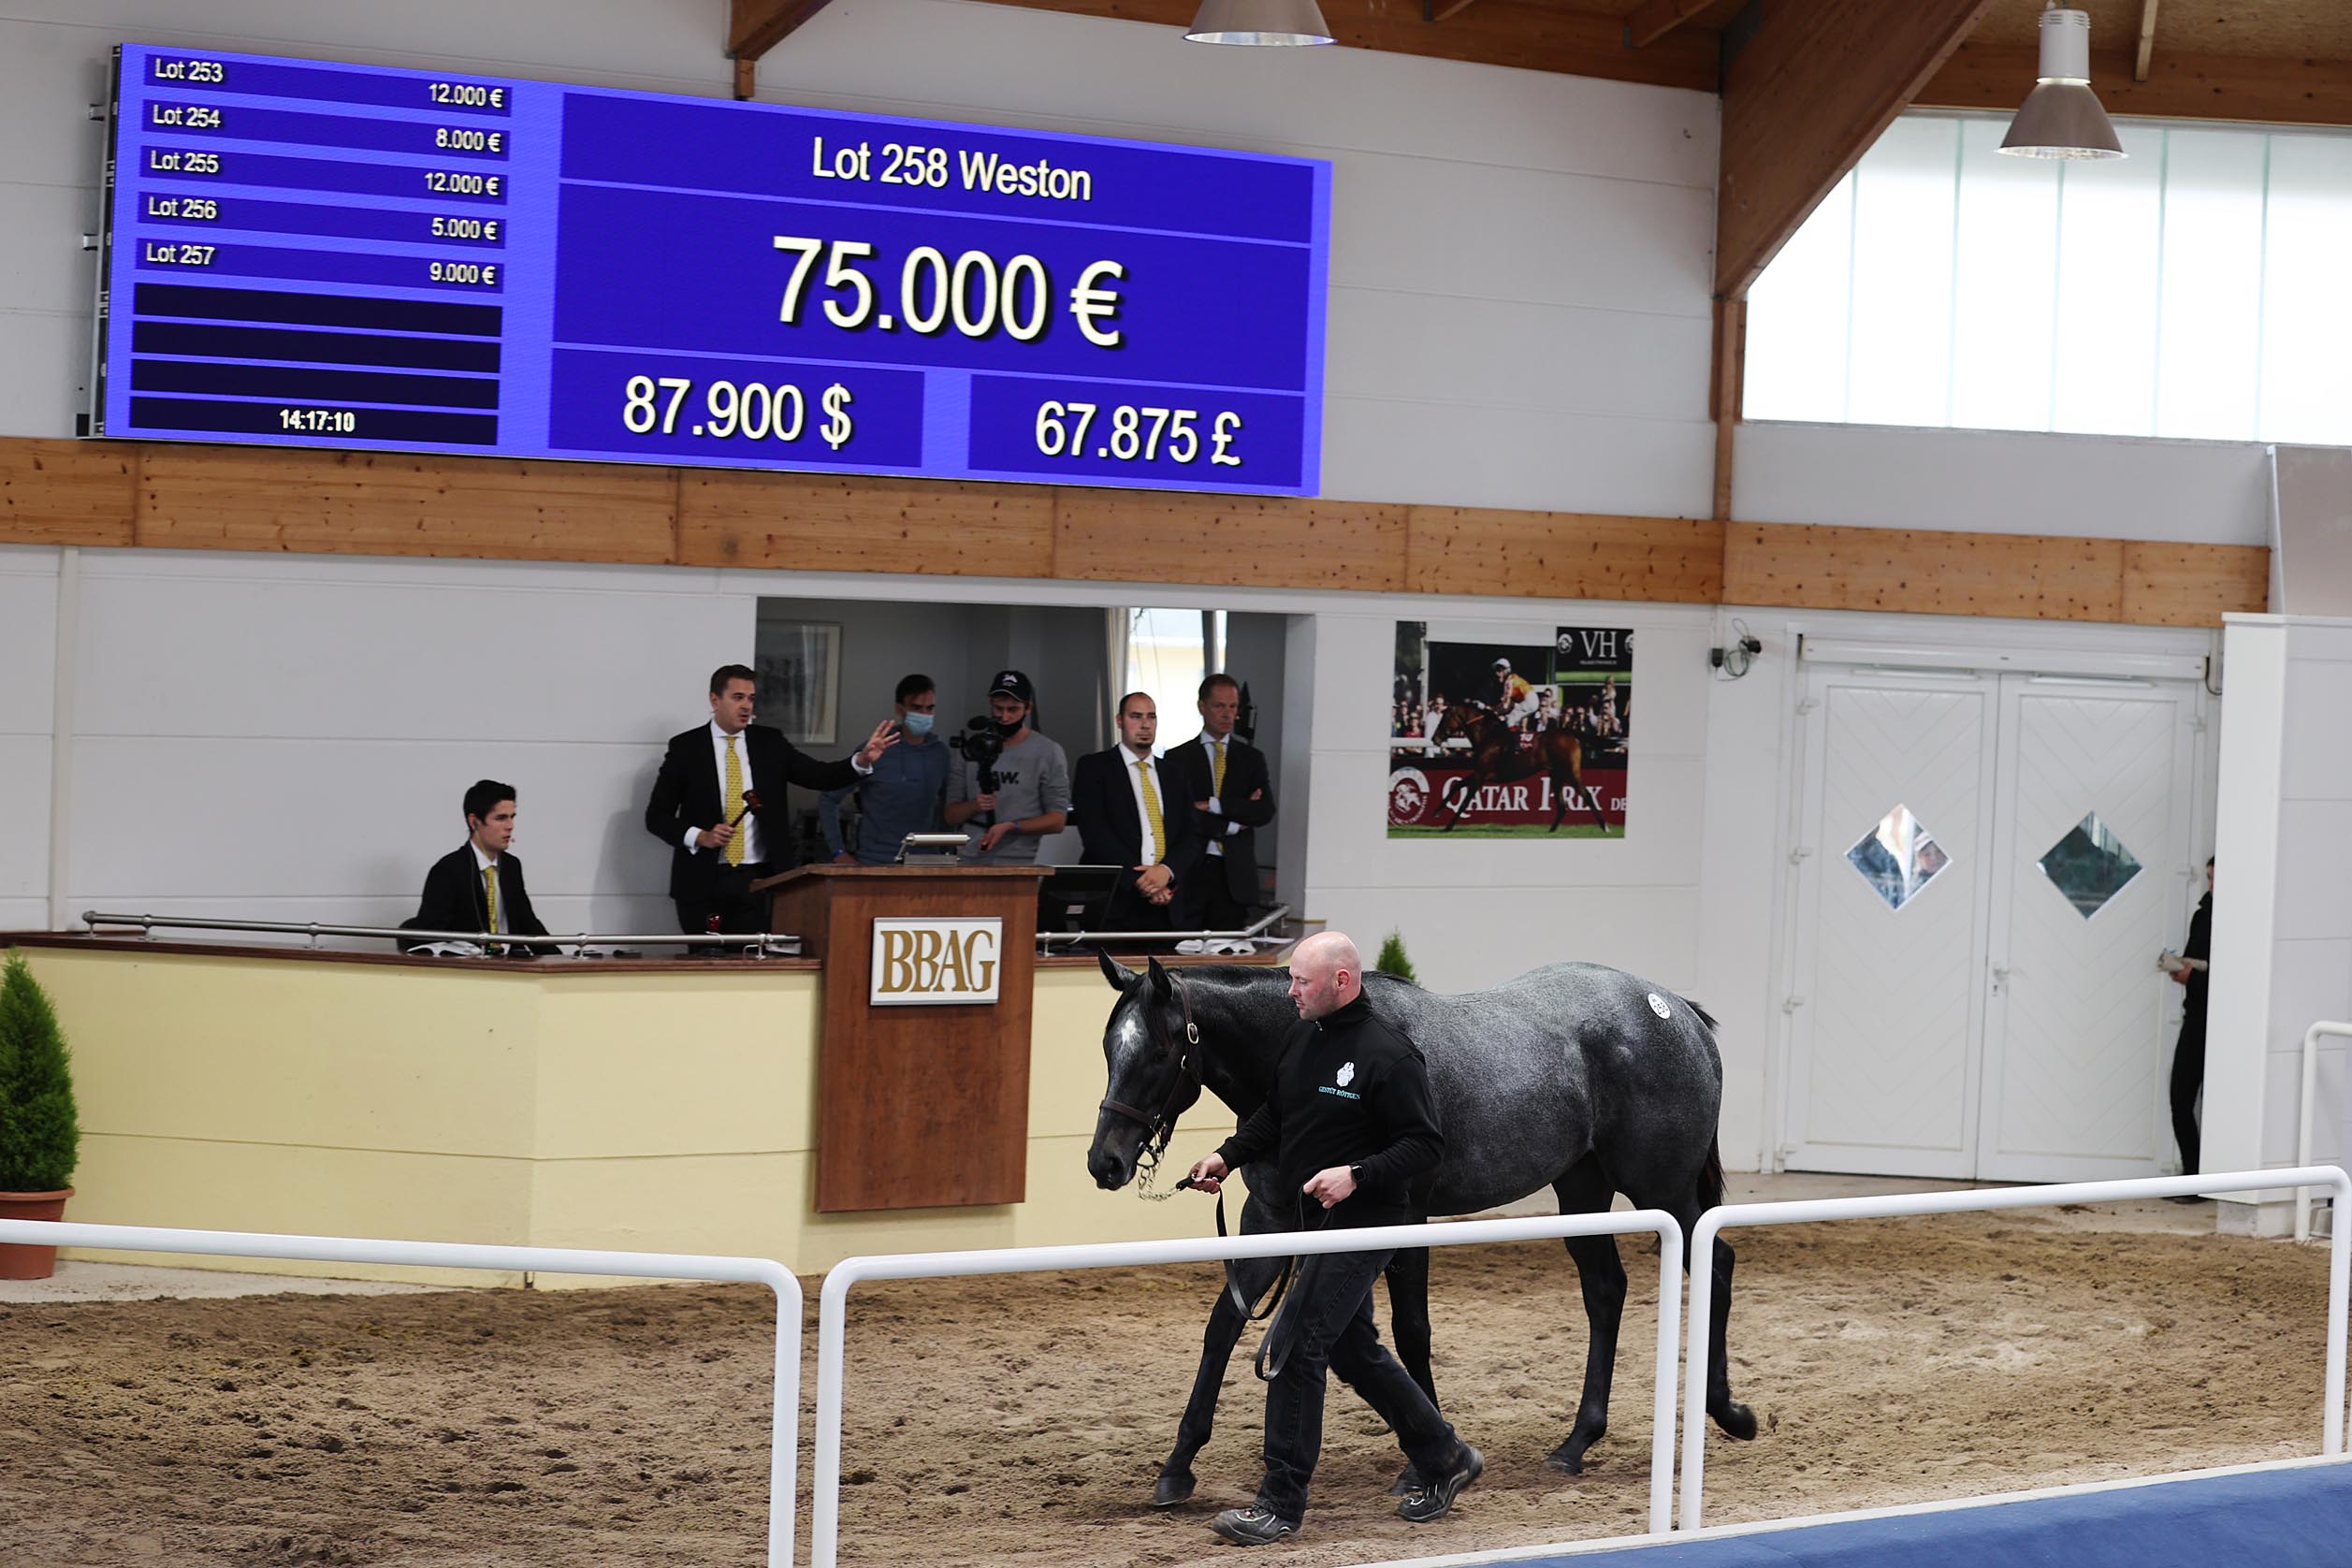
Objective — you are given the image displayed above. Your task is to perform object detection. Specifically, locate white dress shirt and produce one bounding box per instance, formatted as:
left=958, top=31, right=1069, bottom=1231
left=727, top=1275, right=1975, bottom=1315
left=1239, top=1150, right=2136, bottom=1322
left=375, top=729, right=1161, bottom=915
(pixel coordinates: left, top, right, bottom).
left=1198, top=731, right=1246, bottom=857
left=686, top=720, right=872, bottom=864
left=1122, top=747, right=1169, bottom=866
left=468, top=840, right=506, bottom=934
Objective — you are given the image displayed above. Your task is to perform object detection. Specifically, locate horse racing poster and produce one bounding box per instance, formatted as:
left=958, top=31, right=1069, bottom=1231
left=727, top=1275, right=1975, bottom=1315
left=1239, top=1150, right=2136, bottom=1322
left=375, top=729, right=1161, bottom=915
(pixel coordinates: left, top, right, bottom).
left=1388, top=621, right=1632, bottom=837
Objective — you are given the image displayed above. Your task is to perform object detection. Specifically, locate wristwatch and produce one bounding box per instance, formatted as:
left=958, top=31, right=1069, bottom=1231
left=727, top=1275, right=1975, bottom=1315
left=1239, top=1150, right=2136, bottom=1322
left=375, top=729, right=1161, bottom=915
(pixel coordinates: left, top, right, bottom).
left=1348, top=1163, right=1366, bottom=1184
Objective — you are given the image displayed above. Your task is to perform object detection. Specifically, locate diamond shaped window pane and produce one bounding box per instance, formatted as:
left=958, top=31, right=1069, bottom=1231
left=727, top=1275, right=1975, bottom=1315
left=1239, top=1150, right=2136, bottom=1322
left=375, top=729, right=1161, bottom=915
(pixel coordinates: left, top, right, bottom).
left=1847, top=805, right=1951, bottom=911
left=2039, top=812, right=2141, bottom=919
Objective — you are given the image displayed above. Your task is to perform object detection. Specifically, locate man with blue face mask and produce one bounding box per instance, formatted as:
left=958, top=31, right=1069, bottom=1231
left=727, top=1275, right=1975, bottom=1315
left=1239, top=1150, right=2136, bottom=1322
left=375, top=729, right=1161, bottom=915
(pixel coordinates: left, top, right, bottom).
left=821, top=675, right=951, bottom=864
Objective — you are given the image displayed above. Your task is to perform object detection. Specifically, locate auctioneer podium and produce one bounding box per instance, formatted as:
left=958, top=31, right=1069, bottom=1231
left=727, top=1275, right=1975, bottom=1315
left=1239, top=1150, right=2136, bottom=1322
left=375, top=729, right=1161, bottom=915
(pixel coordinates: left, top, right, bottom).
left=752, top=864, right=1050, bottom=1212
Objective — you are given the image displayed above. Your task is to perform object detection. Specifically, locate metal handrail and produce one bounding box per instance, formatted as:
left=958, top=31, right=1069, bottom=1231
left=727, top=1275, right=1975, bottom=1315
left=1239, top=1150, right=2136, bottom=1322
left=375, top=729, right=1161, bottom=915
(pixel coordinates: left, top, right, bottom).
left=2297, top=1023, right=2352, bottom=1242
left=1680, top=1165, right=2352, bottom=1531
left=813, top=1209, right=1684, bottom=1564
left=1037, top=903, right=1291, bottom=948
left=0, top=1217, right=803, bottom=1568
left=80, top=911, right=791, bottom=951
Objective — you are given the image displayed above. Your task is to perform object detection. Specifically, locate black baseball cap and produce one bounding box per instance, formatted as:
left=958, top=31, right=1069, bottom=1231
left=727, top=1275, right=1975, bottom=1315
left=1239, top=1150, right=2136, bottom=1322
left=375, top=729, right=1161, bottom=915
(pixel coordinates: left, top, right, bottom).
left=988, top=669, right=1036, bottom=706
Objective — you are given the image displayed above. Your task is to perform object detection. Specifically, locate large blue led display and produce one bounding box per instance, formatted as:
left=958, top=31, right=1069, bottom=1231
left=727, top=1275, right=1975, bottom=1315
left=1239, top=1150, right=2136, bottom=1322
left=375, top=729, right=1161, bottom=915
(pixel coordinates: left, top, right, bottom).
left=94, top=45, right=1330, bottom=496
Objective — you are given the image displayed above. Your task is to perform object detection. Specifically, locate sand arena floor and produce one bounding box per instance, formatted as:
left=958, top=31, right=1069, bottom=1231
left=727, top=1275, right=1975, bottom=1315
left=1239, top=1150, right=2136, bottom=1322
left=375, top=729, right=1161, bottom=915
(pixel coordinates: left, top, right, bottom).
left=0, top=1207, right=2330, bottom=1567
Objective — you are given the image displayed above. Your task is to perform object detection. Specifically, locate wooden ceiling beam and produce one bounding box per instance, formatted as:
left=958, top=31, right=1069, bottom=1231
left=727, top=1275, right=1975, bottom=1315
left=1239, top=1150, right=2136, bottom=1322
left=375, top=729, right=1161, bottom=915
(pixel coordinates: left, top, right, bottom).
left=2135, top=0, right=2160, bottom=83
left=1623, top=0, right=1714, bottom=51
left=730, top=0, right=837, bottom=69
left=1715, top=0, right=1996, bottom=300
left=1918, top=42, right=2352, bottom=128
left=971, top=0, right=1721, bottom=92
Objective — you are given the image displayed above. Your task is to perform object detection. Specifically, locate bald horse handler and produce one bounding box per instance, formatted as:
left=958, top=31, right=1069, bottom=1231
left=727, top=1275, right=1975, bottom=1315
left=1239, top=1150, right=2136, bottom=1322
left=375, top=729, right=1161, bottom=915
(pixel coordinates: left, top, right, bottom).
left=1183, top=932, right=1483, bottom=1546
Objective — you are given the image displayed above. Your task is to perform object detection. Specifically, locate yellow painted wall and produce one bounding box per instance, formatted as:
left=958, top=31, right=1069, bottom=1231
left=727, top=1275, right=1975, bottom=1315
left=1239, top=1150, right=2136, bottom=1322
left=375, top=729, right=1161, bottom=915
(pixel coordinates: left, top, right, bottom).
left=16, top=948, right=1246, bottom=1286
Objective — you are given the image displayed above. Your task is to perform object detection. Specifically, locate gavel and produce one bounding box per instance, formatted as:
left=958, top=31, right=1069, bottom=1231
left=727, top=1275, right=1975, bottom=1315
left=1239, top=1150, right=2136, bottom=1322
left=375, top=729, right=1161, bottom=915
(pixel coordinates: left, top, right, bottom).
left=727, top=789, right=762, bottom=828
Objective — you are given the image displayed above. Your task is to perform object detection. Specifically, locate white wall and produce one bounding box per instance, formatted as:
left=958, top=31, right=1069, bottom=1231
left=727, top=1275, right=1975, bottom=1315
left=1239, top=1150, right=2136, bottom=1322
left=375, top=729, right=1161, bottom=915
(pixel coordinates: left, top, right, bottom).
left=1735, top=422, right=2274, bottom=546
left=0, top=547, right=60, bottom=929
left=0, top=0, right=1720, bottom=517
left=36, top=545, right=754, bottom=936
left=2207, top=615, right=2352, bottom=1228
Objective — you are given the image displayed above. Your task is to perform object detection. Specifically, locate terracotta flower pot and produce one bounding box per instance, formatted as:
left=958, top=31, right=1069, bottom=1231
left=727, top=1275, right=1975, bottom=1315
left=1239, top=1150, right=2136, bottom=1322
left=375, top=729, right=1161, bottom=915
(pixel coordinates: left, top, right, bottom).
left=0, top=1188, right=74, bottom=1281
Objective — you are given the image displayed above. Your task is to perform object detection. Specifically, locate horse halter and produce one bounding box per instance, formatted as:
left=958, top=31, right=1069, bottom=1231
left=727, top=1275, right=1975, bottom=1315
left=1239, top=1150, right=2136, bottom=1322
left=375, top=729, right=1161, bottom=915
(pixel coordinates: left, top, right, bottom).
left=1097, top=970, right=1201, bottom=1195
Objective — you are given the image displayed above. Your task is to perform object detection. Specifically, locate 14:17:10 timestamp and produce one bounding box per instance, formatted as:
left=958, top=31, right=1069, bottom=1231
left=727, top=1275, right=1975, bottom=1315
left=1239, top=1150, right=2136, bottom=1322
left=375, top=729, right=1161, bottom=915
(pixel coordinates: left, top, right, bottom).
left=1034, top=400, right=1241, bottom=466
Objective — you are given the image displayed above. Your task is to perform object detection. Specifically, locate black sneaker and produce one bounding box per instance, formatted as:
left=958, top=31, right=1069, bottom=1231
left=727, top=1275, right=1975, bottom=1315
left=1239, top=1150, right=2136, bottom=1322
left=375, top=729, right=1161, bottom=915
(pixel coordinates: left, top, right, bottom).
left=1210, top=1506, right=1298, bottom=1546
left=1398, top=1445, right=1483, bottom=1523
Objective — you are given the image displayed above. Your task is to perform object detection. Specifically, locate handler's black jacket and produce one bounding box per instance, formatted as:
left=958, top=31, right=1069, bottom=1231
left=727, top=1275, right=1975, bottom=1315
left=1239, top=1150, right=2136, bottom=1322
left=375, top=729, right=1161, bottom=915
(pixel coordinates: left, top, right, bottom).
left=1214, top=991, right=1443, bottom=1227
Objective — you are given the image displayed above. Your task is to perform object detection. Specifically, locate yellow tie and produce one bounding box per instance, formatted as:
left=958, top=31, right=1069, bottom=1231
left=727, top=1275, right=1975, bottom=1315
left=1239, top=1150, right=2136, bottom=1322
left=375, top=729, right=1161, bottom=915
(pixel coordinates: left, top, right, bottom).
left=1212, top=738, right=1227, bottom=796
left=482, top=865, right=499, bottom=933
left=724, top=735, right=746, bottom=865
left=1136, top=756, right=1167, bottom=862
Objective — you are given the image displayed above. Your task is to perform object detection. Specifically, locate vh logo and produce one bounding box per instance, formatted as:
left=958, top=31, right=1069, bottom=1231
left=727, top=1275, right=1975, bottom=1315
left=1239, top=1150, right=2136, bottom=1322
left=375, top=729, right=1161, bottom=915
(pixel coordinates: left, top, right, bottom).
left=870, top=918, right=1002, bottom=1006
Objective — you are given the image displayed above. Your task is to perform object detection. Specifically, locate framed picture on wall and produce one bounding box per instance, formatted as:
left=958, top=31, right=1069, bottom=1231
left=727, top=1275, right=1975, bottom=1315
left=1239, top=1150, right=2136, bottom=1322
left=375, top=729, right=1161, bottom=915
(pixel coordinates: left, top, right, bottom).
left=757, top=622, right=841, bottom=746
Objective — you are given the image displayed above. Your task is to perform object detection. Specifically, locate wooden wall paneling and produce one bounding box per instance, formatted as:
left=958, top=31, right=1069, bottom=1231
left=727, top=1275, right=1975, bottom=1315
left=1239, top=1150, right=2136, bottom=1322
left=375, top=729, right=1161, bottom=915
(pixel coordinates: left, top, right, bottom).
left=1716, top=0, right=1998, bottom=297
left=1723, top=522, right=2131, bottom=621
left=972, top=0, right=1722, bottom=91
left=1918, top=44, right=2352, bottom=129
left=0, top=439, right=137, bottom=546
left=136, top=447, right=678, bottom=563
left=678, top=470, right=1056, bottom=577
left=2120, top=542, right=2270, bottom=626
left=1406, top=507, right=1725, bottom=603
left=1053, top=489, right=1408, bottom=590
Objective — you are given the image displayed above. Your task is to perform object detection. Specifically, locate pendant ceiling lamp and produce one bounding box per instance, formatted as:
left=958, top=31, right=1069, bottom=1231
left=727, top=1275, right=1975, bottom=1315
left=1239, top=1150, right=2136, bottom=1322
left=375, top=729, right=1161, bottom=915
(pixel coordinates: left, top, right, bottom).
left=1999, top=5, right=2126, bottom=159
left=1183, top=0, right=1335, bottom=46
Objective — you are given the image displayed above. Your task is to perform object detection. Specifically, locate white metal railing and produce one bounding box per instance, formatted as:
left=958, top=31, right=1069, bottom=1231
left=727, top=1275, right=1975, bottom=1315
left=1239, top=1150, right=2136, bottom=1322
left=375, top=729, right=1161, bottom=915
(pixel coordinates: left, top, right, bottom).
left=78, top=911, right=792, bottom=951
left=0, top=1219, right=805, bottom=1568
left=1036, top=903, right=1293, bottom=949
left=1678, top=1166, right=2352, bottom=1531
left=2299, top=1024, right=2352, bottom=1243
left=812, top=1211, right=1687, bottom=1568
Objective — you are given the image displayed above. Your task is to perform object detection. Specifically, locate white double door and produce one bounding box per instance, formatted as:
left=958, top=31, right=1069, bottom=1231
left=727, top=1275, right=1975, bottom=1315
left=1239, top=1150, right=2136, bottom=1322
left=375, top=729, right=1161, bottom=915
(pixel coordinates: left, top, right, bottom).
left=1783, top=664, right=2199, bottom=1183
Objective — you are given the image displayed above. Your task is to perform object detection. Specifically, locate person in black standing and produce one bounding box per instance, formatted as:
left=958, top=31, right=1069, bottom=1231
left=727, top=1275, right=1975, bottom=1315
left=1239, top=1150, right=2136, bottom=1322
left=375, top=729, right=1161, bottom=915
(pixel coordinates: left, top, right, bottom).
left=645, top=663, right=898, bottom=937
left=1165, top=674, right=1275, bottom=934
left=1183, top=931, right=1482, bottom=1546
left=2166, top=856, right=2215, bottom=1196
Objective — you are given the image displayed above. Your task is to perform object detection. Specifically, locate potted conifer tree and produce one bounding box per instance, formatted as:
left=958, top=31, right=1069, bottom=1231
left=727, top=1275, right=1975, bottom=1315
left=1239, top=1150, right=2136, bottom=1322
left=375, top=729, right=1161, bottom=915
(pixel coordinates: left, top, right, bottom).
left=0, top=951, right=80, bottom=1281
left=1373, top=930, right=1418, bottom=985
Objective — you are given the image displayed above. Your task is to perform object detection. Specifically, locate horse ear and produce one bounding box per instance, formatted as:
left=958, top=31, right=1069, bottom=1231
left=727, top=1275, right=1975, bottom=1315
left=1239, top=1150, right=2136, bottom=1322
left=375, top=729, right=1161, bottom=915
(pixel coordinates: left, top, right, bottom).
left=1146, top=955, right=1173, bottom=998
left=1097, top=947, right=1138, bottom=990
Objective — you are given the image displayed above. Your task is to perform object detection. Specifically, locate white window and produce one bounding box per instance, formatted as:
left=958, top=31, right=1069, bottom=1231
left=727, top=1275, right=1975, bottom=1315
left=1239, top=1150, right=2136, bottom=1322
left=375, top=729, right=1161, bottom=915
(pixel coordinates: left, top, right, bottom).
left=1746, top=112, right=2352, bottom=447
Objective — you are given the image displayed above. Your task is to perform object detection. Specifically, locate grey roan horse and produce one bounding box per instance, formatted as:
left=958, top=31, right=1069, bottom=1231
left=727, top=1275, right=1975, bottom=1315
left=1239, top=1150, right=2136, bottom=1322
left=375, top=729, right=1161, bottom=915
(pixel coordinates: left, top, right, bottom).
left=1085, top=952, right=1757, bottom=1505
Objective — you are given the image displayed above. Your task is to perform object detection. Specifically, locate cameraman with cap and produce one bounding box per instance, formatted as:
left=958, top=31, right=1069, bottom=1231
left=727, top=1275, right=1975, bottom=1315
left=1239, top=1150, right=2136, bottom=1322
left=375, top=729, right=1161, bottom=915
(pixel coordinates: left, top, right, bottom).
left=945, top=669, right=1070, bottom=864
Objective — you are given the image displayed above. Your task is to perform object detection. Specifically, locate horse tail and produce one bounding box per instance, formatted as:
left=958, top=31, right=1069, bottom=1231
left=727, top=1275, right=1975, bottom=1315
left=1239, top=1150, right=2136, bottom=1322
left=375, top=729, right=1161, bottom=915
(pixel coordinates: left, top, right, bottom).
left=1687, top=997, right=1726, bottom=1211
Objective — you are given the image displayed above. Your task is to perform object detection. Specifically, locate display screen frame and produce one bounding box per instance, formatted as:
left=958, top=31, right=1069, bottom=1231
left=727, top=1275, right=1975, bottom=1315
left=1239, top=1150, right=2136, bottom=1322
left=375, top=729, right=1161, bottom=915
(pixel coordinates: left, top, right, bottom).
left=93, top=43, right=1332, bottom=498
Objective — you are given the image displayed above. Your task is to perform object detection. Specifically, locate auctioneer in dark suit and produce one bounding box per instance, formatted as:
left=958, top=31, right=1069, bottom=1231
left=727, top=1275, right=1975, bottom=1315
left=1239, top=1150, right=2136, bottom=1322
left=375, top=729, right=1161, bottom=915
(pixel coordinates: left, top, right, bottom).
left=645, top=721, right=861, bottom=935
left=1070, top=746, right=1207, bottom=932
left=400, top=845, right=550, bottom=954
left=1165, top=730, right=1276, bottom=932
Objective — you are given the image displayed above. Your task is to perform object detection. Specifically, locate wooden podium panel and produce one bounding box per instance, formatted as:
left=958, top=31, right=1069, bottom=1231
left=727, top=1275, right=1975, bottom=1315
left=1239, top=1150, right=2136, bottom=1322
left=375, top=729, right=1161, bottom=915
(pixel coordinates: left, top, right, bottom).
left=758, top=865, right=1047, bottom=1212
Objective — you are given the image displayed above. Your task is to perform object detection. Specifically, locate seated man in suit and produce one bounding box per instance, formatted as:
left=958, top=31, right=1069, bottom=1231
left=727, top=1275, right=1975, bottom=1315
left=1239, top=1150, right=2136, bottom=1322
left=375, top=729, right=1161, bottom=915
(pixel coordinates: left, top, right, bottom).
left=1165, top=673, right=1276, bottom=934
left=1071, top=691, right=1204, bottom=933
left=645, top=663, right=899, bottom=937
left=401, top=779, right=552, bottom=955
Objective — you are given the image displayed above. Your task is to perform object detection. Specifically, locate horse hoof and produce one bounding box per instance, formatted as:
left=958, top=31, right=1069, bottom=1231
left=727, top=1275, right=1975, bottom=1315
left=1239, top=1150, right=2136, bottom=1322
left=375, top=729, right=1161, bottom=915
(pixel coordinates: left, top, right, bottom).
left=1712, top=1400, right=1758, bottom=1443
left=1544, top=1444, right=1590, bottom=1475
left=1388, top=1465, right=1424, bottom=1496
left=1151, top=1472, right=1198, bottom=1509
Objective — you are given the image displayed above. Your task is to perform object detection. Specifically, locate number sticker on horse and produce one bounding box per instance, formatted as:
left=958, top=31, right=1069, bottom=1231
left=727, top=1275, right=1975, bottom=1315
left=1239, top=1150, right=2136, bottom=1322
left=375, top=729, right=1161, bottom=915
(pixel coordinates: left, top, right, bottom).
left=1648, top=993, right=1672, bottom=1020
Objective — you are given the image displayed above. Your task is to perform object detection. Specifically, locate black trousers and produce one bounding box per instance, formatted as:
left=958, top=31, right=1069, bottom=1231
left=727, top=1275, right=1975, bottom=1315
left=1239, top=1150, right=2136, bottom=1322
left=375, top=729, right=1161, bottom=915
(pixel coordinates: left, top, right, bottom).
left=1096, top=874, right=1180, bottom=934
left=2171, top=1011, right=2207, bottom=1174
left=1194, top=877, right=1252, bottom=934
left=674, top=862, right=773, bottom=941
left=1256, top=1238, right=1463, bottom=1525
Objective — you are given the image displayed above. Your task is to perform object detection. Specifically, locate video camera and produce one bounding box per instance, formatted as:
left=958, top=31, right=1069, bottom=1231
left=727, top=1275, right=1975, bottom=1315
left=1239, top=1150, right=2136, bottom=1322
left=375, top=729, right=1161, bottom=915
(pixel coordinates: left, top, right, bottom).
left=949, top=717, right=1007, bottom=796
